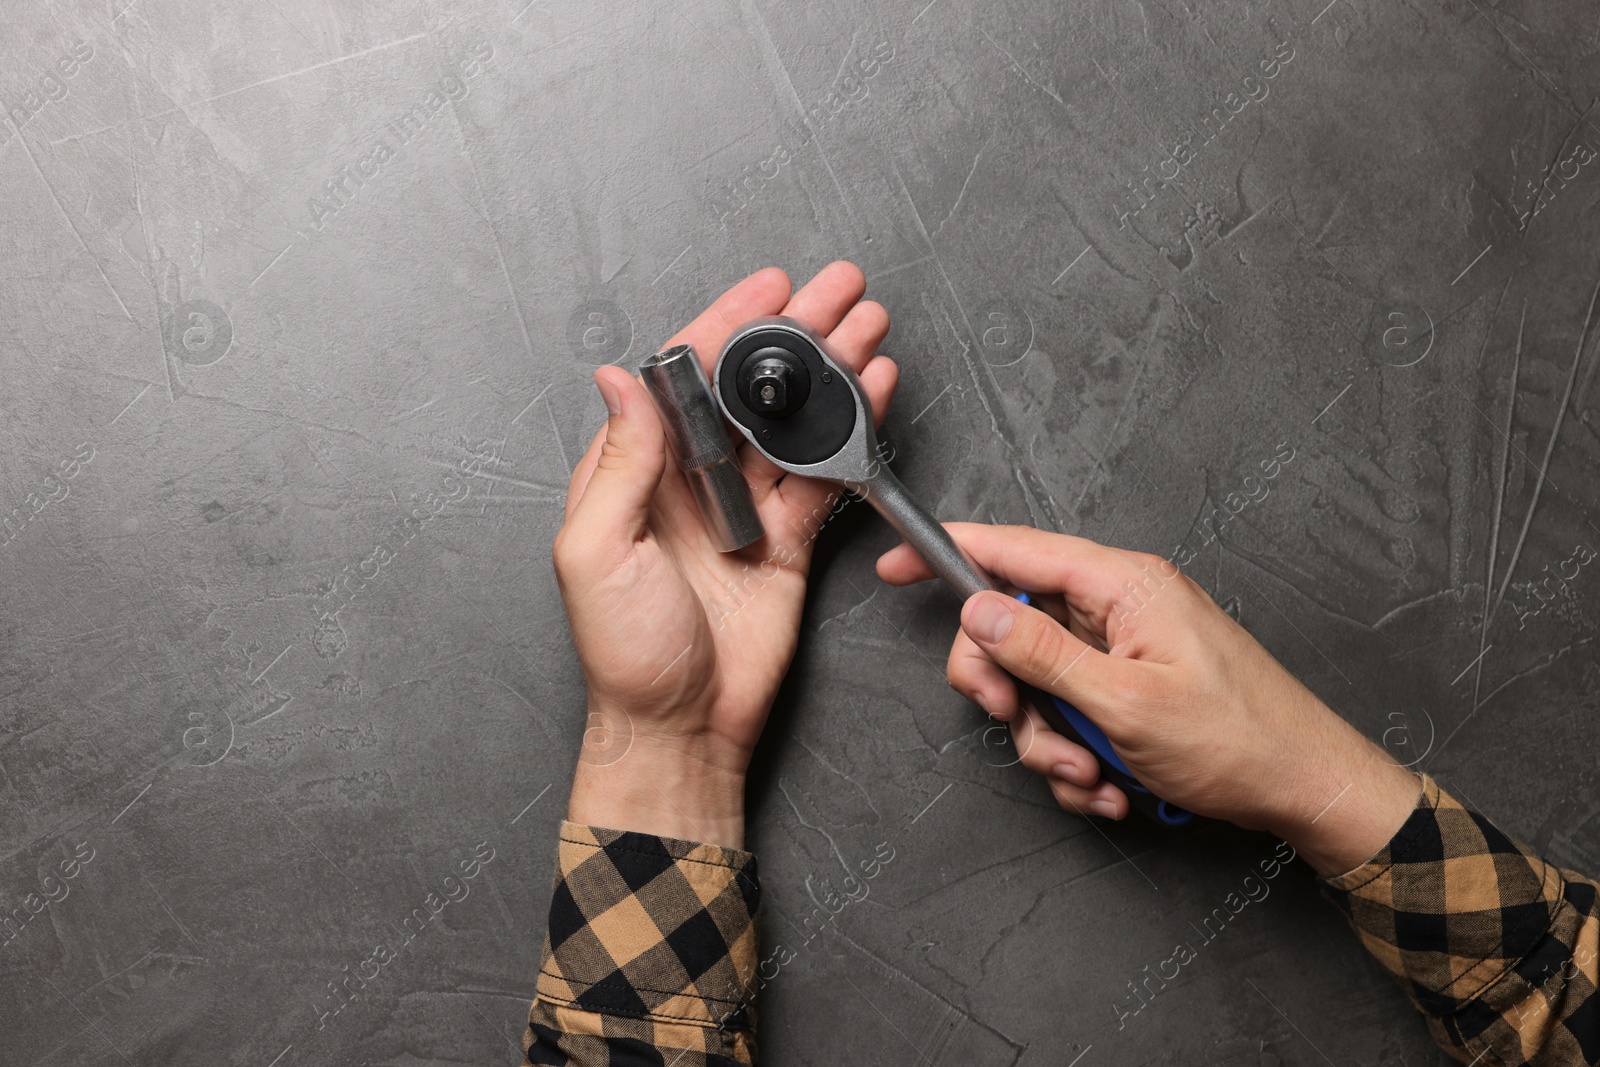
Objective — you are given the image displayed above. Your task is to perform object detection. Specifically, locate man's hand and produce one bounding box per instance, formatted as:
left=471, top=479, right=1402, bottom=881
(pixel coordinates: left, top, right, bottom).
left=877, top=525, right=1421, bottom=876
left=554, top=263, right=897, bottom=848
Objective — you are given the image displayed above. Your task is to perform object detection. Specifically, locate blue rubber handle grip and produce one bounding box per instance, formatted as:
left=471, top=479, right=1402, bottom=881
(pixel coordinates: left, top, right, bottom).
left=1015, top=593, right=1193, bottom=828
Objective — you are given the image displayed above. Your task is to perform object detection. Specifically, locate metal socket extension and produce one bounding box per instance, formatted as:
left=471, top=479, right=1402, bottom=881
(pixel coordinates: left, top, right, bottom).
left=641, top=344, right=765, bottom=552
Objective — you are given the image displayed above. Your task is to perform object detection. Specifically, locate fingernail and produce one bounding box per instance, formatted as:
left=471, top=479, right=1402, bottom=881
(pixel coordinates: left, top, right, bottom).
left=1089, top=800, right=1117, bottom=818
left=964, top=593, right=1015, bottom=645
left=1052, top=762, right=1080, bottom=784
left=595, top=374, right=623, bottom=416
left=971, top=691, right=991, bottom=714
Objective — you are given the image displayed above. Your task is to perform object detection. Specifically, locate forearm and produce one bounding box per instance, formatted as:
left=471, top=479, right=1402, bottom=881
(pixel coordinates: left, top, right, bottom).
left=1266, top=714, right=1423, bottom=878
left=565, top=700, right=749, bottom=848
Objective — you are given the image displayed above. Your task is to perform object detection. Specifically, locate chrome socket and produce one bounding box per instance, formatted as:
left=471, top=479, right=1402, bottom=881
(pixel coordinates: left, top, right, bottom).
left=641, top=343, right=765, bottom=552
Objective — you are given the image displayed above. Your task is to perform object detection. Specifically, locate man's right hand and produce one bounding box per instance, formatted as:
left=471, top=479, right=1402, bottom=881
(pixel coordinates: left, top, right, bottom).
left=876, top=524, right=1422, bottom=877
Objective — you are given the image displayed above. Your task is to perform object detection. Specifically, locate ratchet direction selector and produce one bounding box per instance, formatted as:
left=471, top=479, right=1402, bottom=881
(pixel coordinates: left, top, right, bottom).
left=713, top=317, right=1192, bottom=828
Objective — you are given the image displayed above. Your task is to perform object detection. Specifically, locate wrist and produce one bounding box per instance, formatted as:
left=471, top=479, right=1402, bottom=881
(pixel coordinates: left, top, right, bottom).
left=566, top=701, right=750, bottom=848
left=1267, top=717, right=1422, bottom=878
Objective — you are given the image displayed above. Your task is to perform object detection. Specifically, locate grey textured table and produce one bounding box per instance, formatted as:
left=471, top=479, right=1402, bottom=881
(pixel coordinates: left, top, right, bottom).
left=3, top=1, right=1598, bottom=1064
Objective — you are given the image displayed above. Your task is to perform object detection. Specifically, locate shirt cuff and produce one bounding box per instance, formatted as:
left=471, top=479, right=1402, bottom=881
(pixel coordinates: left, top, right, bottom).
left=1318, top=774, right=1564, bottom=1013
left=526, top=821, right=761, bottom=1064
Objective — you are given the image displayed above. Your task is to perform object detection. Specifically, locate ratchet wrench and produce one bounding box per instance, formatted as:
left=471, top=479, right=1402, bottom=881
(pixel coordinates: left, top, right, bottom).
left=710, top=316, right=1192, bottom=827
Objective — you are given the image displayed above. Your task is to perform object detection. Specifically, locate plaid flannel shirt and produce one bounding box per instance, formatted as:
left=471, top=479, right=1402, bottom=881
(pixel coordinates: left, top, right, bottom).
left=526, top=777, right=1598, bottom=1066
left=524, top=822, right=760, bottom=1066
left=1322, top=775, right=1599, bottom=1065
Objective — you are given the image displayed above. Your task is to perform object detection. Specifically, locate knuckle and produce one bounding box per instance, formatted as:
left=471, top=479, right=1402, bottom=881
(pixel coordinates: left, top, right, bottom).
left=1109, top=670, right=1160, bottom=711
left=1176, top=573, right=1209, bottom=604
left=551, top=528, right=579, bottom=573
left=1019, top=738, right=1056, bottom=775
left=1048, top=778, right=1084, bottom=813
left=1013, top=616, right=1066, bottom=675
left=1141, top=552, right=1181, bottom=580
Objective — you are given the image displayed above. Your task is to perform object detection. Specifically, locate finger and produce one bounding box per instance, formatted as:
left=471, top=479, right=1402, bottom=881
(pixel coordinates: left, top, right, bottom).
left=946, top=628, right=1018, bottom=722
left=562, top=368, right=668, bottom=555
left=859, top=354, right=900, bottom=429
left=959, top=590, right=1141, bottom=714
left=1046, top=776, right=1130, bottom=820
left=1025, top=591, right=1073, bottom=628
left=1067, top=613, right=1107, bottom=652
left=567, top=372, right=689, bottom=523
left=1005, top=701, right=1125, bottom=817
left=567, top=268, right=793, bottom=519
left=824, top=299, right=890, bottom=374
left=566, top=267, right=793, bottom=521
left=565, top=413, right=611, bottom=522
left=733, top=443, right=791, bottom=507
left=779, top=260, right=866, bottom=336
left=878, top=523, right=1156, bottom=616
left=665, top=267, right=793, bottom=377
left=1009, top=700, right=1103, bottom=790
left=977, top=586, right=1073, bottom=629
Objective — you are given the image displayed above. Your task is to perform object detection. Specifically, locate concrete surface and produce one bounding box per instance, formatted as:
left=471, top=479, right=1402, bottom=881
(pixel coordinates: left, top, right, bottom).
left=3, top=0, right=1598, bottom=1064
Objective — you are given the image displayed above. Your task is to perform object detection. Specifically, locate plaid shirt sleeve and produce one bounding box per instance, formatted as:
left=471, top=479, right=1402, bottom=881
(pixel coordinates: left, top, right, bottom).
left=523, top=821, right=762, bottom=1067
left=1321, top=774, right=1600, bottom=1065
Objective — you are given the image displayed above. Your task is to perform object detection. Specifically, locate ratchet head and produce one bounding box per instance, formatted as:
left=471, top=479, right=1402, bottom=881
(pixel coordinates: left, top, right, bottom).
left=713, top=317, right=884, bottom=487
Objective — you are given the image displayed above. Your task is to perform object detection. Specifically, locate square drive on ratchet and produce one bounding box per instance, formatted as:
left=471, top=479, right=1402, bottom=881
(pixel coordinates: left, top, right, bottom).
left=640, top=317, right=1193, bottom=828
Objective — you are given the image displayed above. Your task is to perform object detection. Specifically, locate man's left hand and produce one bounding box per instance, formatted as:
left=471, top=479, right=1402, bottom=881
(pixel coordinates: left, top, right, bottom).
left=554, top=262, right=897, bottom=846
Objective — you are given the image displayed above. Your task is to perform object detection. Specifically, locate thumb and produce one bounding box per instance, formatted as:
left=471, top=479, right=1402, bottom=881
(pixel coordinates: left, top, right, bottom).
left=960, top=591, right=1126, bottom=711
left=567, top=367, right=668, bottom=547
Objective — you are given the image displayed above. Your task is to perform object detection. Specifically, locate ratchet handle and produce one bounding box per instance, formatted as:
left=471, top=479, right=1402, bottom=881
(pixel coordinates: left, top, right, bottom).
left=1015, top=593, right=1193, bottom=828
left=854, top=468, right=1191, bottom=826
